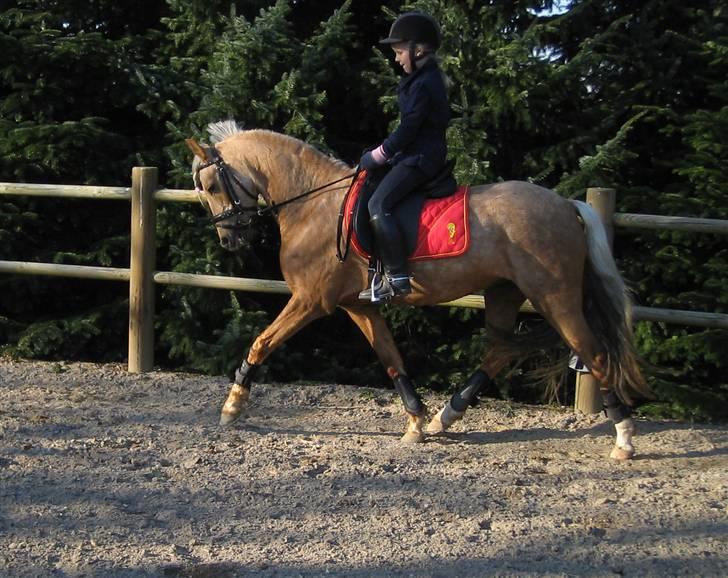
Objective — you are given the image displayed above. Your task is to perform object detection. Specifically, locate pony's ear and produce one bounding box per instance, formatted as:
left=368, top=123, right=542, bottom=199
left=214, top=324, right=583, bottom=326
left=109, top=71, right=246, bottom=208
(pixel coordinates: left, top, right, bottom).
left=185, top=138, right=211, bottom=161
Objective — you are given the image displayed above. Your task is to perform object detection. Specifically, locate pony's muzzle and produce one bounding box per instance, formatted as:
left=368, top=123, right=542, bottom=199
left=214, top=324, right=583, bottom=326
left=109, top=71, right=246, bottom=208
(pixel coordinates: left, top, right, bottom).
left=213, top=224, right=241, bottom=250
left=220, top=235, right=233, bottom=250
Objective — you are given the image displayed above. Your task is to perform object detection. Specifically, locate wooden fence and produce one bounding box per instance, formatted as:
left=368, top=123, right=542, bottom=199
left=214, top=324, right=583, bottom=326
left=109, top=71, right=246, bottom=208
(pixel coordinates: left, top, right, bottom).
left=2, top=167, right=727, bottom=413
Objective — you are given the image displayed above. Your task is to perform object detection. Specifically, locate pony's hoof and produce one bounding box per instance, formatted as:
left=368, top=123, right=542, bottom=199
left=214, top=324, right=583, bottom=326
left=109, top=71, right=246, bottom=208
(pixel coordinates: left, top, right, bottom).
left=401, top=430, right=425, bottom=444
left=219, top=411, right=240, bottom=426
left=609, top=445, right=635, bottom=461
left=401, top=413, right=426, bottom=444
left=425, top=404, right=463, bottom=434
left=611, top=419, right=636, bottom=460
left=425, top=415, right=446, bottom=434
left=219, top=383, right=249, bottom=426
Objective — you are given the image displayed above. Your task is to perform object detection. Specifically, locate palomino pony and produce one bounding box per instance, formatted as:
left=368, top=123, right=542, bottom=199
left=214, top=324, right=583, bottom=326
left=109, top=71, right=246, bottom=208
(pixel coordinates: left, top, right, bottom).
left=186, top=121, right=651, bottom=460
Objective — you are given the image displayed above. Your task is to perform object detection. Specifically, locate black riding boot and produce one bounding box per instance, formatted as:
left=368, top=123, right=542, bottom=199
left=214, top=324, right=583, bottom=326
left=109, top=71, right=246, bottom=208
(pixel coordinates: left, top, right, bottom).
left=359, top=213, right=411, bottom=302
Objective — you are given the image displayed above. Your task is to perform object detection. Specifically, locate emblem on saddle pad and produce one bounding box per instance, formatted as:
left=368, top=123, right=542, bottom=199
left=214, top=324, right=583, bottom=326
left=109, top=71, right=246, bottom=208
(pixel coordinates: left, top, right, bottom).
left=448, top=222, right=457, bottom=244
left=341, top=171, right=471, bottom=261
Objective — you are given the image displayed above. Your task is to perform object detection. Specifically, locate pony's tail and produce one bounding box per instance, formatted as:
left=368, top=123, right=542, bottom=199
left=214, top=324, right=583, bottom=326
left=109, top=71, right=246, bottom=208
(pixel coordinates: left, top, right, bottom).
left=572, top=200, right=652, bottom=405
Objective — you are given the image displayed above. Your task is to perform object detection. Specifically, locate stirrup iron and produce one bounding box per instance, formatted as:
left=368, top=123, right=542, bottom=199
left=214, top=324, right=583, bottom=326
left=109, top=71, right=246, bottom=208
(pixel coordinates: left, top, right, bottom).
left=358, top=272, right=411, bottom=303
left=358, top=271, right=392, bottom=303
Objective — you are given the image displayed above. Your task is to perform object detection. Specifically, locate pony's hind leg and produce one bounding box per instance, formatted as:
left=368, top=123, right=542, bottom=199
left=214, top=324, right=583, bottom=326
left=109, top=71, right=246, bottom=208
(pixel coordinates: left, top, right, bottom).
left=539, top=295, right=636, bottom=460
left=427, top=283, right=525, bottom=434
left=602, top=386, right=636, bottom=461
left=343, top=305, right=427, bottom=443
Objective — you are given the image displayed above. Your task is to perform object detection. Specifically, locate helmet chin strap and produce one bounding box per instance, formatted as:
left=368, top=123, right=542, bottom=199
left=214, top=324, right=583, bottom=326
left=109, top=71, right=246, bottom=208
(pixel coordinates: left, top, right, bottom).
left=408, top=41, right=417, bottom=71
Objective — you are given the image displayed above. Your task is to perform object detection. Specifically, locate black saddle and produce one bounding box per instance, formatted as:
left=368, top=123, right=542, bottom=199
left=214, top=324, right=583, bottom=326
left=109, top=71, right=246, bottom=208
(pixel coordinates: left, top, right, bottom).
left=353, top=160, right=457, bottom=256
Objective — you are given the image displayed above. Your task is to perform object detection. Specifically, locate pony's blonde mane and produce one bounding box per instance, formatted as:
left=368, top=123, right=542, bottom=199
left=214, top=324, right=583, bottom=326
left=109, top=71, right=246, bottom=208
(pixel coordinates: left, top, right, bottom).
left=207, top=120, right=244, bottom=144
left=204, top=121, right=351, bottom=201
left=206, top=121, right=349, bottom=172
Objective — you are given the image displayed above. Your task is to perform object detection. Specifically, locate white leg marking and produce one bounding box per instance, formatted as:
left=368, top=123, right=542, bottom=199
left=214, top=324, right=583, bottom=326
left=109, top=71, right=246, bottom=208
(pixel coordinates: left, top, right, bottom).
left=615, top=418, right=635, bottom=451
left=610, top=418, right=636, bottom=460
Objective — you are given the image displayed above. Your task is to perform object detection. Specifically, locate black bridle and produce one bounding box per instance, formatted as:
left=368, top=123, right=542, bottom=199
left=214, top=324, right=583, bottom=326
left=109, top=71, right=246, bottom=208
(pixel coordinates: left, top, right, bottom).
left=194, top=145, right=261, bottom=230
left=194, top=144, right=357, bottom=231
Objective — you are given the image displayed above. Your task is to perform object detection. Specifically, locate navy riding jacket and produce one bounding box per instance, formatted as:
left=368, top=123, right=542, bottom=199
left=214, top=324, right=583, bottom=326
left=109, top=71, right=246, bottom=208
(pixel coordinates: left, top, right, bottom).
left=382, top=57, right=450, bottom=178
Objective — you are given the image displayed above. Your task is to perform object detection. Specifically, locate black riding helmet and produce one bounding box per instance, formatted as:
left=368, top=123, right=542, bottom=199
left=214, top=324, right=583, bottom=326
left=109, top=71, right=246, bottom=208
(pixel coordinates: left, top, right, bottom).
left=379, top=12, right=441, bottom=53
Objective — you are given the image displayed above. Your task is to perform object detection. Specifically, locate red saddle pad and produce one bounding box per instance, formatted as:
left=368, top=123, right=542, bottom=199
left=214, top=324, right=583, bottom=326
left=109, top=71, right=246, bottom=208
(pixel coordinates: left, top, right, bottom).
left=343, top=172, right=470, bottom=262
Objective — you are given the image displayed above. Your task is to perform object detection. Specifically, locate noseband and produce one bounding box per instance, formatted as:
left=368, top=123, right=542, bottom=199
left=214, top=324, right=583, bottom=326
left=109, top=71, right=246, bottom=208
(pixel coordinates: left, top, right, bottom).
left=194, top=145, right=262, bottom=230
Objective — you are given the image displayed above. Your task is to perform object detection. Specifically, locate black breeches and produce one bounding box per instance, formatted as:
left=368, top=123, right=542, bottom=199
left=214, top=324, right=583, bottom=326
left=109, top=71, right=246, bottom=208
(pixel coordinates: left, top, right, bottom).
left=367, top=163, right=428, bottom=219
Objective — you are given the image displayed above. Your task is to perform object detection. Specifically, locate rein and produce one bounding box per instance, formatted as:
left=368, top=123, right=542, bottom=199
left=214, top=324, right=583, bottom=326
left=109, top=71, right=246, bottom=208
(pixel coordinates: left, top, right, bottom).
left=258, top=172, right=357, bottom=216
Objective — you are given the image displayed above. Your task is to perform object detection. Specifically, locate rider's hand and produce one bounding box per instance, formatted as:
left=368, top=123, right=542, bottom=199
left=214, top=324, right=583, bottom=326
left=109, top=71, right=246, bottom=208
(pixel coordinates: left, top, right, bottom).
left=359, top=151, right=379, bottom=171
left=359, top=145, right=388, bottom=171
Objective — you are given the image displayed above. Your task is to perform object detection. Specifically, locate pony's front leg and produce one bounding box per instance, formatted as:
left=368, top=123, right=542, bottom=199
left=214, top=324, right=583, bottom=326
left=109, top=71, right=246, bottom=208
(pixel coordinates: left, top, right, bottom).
left=389, top=369, right=427, bottom=444
left=343, top=305, right=426, bottom=443
left=220, top=297, right=323, bottom=426
left=219, top=360, right=256, bottom=426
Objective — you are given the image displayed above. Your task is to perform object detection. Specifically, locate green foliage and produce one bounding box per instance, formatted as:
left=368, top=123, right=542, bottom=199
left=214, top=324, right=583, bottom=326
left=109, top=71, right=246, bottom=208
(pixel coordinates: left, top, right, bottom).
left=556, top=111, right=646, bottom=196
left=157, top=289, right=269, bottom=376
left=0, top=0, right=181, bottom=364
left=634, top=322, right=728, bottom=421
left=175, top=0, right=357, bottom=156
left=2, top=298, right=127, bottom=361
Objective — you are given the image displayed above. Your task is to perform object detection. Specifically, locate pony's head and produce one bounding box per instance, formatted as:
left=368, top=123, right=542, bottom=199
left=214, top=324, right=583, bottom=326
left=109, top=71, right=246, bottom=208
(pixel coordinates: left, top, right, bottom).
left=186, top=125, right=263, bottom=251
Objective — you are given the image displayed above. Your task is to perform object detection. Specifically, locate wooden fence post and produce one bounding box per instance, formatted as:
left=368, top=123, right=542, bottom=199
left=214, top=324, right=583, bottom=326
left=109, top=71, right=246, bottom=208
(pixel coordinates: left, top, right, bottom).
left=128, top=167, right=157, bottom=373
left=575, top=187, right=616, bottom=414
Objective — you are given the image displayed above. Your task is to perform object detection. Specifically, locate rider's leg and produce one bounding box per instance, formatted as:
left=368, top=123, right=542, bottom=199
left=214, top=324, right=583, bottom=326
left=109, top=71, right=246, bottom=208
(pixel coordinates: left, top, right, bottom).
left=369, top=214, right=411, bottom=296
left=360, top=164, right=427, bottom=301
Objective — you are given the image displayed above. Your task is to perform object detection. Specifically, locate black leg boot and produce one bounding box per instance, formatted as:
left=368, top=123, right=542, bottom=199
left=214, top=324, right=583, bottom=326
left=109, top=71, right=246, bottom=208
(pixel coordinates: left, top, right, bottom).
left=369, top=213, right=411, bottom=301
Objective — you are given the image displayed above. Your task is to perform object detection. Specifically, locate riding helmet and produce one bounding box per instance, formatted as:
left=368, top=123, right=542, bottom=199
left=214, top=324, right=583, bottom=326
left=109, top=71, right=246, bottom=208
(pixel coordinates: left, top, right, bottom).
left=379, top=12, right=441, bottom=49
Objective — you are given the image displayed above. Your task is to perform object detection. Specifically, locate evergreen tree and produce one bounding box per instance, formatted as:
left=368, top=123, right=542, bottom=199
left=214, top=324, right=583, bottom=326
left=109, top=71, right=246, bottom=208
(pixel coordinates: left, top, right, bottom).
left=0, top=0, right=170, bottom=360
left=547, top=0, right=728, bottom=419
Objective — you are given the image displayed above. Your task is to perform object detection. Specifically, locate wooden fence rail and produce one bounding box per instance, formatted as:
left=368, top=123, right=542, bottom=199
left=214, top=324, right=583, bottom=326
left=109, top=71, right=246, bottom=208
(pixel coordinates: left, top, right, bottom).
left=2, top=170, right=727, bottom=413
left=0, top=260, right=722, bottom=329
